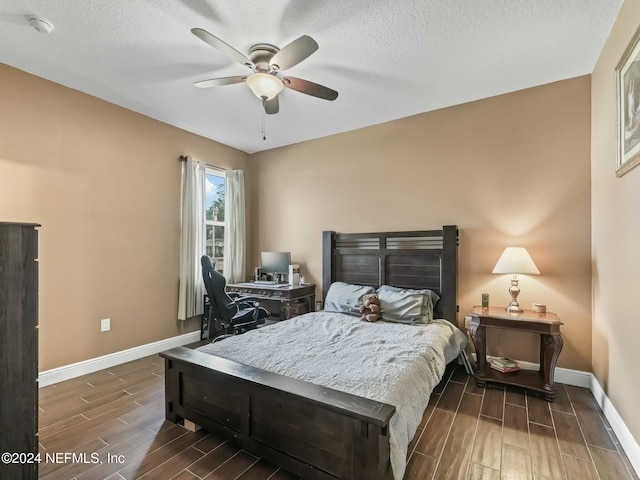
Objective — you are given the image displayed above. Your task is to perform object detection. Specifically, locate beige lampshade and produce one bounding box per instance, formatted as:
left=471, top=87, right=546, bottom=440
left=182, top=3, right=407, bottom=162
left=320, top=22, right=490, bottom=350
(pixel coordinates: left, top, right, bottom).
left=492, top=247, right=540, bottom=275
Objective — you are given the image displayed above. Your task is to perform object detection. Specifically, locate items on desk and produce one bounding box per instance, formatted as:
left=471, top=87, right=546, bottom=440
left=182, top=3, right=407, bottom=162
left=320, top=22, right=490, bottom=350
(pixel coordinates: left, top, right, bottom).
left=289, top=264, right=300, bottom=286
left=254, top=279, right=279, bottom=285
left=254, top=251, right=303, bottom=286
left=260, top=251, right=291, bottom=283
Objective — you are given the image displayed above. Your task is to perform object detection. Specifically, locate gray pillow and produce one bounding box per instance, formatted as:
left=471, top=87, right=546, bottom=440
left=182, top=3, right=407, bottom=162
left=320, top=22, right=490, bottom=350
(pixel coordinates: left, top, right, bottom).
left=377, top=285, right=440, bottom=324
left=324, top=282, right=375, bottom=315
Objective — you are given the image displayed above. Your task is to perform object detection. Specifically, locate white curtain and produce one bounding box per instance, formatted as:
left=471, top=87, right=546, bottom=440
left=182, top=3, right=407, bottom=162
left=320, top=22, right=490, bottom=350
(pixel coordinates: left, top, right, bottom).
left=177, top=156, right=205, bottom=320
left=223, top=170, right=246, bottom=283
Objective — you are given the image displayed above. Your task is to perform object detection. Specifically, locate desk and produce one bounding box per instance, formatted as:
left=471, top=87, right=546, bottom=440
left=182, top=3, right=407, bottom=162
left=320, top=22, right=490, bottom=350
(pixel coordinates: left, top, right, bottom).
left=469, top=306, right=563, bottom=401
left=226, top=283, right=316, bottom=320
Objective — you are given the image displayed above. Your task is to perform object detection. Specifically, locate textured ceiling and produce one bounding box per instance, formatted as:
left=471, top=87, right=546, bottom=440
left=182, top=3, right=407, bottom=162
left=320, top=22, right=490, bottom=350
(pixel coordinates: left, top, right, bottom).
left=0, top=0, right=623, bottom=154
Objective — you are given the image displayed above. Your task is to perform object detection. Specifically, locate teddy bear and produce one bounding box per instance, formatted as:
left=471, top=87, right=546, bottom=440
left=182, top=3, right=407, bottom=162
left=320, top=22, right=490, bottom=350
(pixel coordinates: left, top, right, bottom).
left=359, top=293, right=381, bottom=322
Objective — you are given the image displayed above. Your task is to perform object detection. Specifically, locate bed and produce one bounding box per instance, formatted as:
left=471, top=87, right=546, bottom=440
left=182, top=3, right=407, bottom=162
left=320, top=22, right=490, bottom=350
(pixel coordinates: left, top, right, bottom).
left=161, top=225, right=463, bottom=480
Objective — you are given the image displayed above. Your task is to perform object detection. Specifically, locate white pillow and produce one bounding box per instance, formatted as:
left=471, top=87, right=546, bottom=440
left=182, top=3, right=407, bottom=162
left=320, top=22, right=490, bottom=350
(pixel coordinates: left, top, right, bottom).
left=324, top=282, right=375, bottom=315
left=377, top=285, right=440, bottom=324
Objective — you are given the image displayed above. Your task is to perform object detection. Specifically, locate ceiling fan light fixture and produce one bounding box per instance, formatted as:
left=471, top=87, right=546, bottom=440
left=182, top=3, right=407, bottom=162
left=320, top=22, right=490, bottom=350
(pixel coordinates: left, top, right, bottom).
left=28, top=16, right=54, bottom=34
left=246, top=73, right=283, bottom=100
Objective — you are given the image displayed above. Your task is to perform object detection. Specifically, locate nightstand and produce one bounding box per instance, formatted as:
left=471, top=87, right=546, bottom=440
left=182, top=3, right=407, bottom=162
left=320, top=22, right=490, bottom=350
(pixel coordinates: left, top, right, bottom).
left=469, top=306, right=563, bottom=401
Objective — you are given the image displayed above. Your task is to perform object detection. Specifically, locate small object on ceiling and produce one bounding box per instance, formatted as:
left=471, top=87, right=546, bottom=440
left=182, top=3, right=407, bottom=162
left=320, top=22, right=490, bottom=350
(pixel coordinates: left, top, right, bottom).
left=28, top=16, right=54, bottom=34
left=190, top=28, right=338, bottom=115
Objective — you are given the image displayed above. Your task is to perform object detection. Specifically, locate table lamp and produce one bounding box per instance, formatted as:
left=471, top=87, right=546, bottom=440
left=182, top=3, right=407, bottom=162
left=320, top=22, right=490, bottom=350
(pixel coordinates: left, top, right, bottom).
left=492, top=247, right=540, bottom=313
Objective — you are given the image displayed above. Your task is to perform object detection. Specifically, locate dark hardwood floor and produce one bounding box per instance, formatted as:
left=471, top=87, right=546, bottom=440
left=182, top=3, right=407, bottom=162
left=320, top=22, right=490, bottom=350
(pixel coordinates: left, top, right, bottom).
left=38, top=355, right=638, bottom=480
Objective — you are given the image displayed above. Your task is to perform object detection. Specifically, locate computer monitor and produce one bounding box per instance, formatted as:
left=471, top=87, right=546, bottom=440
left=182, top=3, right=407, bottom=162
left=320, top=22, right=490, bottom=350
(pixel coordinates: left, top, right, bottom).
left=260, top=251, right=291, bottom=276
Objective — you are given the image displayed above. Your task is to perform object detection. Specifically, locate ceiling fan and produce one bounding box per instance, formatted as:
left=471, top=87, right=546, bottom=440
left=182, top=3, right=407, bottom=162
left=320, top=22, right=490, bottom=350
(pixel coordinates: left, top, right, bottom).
left=191, top=28, right=338, bottom=114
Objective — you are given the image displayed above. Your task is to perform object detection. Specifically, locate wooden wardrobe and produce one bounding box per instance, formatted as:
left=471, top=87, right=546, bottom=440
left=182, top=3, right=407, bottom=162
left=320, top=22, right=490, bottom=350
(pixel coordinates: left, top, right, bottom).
left=0, top=222, right=39, bottom=480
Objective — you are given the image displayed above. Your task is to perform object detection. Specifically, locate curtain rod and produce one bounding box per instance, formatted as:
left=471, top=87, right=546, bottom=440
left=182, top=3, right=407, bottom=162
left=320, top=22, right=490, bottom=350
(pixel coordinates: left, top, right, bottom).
left=179, top=155, right=188, bottom=161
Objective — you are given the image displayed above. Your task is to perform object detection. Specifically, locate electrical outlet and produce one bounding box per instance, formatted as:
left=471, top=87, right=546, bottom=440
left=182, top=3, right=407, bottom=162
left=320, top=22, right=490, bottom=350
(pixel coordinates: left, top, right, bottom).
left=100, top=318, right=111, bottom=332
left=464, top=316, right=472, bottom=330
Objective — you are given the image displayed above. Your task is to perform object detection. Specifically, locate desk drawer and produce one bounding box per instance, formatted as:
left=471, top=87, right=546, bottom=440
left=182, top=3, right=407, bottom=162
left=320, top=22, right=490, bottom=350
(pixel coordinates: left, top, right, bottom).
left=229, top=287, right=285, bottom=299
left=290, top=302, right=309, bottom=316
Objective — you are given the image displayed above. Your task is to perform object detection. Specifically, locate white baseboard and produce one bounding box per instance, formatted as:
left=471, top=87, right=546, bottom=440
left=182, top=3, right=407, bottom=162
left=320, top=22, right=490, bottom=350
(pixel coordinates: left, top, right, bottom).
left=39, top=330, right=201, bottom=387
left=590, top=374, right=640, bottom=476
left=514, top=358, right=592, bottom=388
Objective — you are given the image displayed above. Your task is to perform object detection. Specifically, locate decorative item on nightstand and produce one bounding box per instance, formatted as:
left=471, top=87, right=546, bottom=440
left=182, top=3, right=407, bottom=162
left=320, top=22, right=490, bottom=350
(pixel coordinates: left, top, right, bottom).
left=492, top=247, right=540, bottom=313
left=533, top=303, right=546, bottom=313
left=481, top=293, right=489, bottom=308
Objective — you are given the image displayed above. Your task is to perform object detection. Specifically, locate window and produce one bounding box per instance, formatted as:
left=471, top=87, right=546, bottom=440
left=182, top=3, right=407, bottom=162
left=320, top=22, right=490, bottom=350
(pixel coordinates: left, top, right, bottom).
left=205, top=168, right=225, bottom=272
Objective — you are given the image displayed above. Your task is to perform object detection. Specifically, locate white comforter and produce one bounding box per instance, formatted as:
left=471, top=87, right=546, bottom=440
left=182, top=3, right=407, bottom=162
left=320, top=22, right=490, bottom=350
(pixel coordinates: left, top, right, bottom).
left=197, top=311, right=467, bottom=480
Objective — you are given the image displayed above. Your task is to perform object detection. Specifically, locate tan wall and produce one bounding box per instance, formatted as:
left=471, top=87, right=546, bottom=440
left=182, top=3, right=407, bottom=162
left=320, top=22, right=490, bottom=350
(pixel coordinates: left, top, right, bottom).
left=0, top=64, right=251, bottom=370
left=591, top=0, right=640, bottom=444
left=251, top=76, right=592, bottom=371
left=0, top=60, right=596, bottom=379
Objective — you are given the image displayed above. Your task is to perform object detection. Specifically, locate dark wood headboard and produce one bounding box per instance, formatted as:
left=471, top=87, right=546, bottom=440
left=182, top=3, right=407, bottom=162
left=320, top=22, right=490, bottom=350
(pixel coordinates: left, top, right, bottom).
left=322, top=225, right=458, bottom=324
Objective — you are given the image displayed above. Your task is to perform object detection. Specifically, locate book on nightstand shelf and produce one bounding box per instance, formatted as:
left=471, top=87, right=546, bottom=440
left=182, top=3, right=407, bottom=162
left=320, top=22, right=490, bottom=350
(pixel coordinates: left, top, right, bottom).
left=489, top=357, right=521, bottom=373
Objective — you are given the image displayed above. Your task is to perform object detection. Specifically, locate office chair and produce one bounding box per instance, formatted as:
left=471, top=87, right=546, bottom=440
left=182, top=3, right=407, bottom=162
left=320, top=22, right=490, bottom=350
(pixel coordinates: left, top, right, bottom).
left=200, top=255, right=269, bottom=341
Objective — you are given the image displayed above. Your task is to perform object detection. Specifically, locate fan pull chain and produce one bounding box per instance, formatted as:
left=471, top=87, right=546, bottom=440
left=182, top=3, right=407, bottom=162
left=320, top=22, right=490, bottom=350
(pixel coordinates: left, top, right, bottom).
left=261, top=100, right=267, bottom=141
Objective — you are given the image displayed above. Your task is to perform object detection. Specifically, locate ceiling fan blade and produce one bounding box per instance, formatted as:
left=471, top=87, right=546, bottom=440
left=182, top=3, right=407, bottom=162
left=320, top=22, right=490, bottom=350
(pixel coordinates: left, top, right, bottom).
left=264, top=96, right=279, bottom=115
left=191, top=28, right=254, bottom=69
left=283, top=77, right=338, bottom=101
left=269, top=35, right=318, bottom=71
left=194, top=76, right=247, bottom=88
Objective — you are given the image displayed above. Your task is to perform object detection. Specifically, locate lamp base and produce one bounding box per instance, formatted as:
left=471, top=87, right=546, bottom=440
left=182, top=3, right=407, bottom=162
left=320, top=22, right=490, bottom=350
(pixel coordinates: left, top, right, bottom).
left=506, top=276, right=523, bottom=313
left=506, top=304, right=523, bottom=313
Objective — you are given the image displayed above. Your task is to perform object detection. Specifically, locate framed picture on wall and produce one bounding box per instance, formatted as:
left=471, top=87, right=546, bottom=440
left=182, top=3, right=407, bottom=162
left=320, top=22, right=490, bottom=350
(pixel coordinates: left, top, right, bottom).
left=616, top=25, right=640, bottom=177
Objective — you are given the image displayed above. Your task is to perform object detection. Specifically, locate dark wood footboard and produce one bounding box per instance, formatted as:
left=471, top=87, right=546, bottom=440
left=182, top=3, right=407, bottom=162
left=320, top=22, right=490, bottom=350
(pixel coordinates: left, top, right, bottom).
left=161, top=347, right=396, bottom=480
